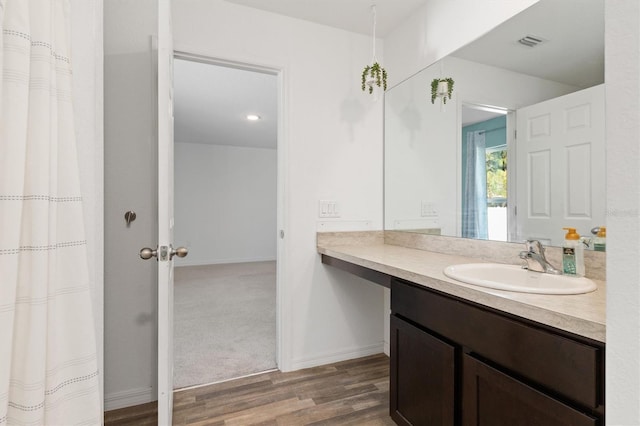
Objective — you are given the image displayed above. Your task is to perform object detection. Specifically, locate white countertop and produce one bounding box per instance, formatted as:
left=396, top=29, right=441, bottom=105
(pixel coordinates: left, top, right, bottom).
left=318, top=242, right=606, bottom=343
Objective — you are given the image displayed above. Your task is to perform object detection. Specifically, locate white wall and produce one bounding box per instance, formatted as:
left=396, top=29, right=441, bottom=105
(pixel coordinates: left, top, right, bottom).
left=384, top=0, right=538, bottom=87
left=70, top=0, right=104, bottom=408
left=174, top=142, right=277, bottom=266
left=384, top=56, right=579, bottom=235
left=605, top=1, right=640, bottom=423
left=172, top=0, right=387, bottom=372
left=103, top=0, right=159, bottom=410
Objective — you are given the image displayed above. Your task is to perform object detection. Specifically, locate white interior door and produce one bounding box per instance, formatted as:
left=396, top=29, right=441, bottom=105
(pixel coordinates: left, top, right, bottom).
left=157, top=1, right=178, bottom=424
left=515, top=85, right=605, bottom=246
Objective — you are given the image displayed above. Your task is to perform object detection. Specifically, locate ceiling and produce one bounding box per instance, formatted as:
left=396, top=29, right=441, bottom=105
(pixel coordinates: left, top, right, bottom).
left=224, top=0, right=428, bottom=37
left=174, top=59, right=278, bottom=149
left=174, top=0, right=603, bottom=149
left=452, top=0, right=604, bottom=89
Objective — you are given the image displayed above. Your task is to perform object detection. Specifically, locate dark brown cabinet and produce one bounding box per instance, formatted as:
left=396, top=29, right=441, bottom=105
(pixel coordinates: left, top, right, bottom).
left=390, top=279, right=604, bottom=426
left=390, top=315, right=455, bottom=425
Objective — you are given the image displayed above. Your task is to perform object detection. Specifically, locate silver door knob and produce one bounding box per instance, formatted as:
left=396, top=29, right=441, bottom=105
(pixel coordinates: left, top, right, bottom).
left=171, top=246, right=188, bottom=259
left=140, top=247, right=157, bottom=260
left=139, top=245, right=188, bottom=260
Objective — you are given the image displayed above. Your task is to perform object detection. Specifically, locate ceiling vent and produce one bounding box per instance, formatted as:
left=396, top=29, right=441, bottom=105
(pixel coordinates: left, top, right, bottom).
left=517, top=35, right=545, bottom=47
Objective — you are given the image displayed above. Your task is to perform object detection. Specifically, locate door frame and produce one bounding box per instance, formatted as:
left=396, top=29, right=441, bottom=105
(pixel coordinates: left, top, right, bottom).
left=172, top=48, right=289, bottom=374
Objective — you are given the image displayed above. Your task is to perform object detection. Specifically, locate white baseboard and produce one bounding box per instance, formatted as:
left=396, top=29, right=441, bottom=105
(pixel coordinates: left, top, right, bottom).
left=289, top=342, right=385, bottom=371
left=104, top=387, right=155, bottom=411
left=383, top=341, right=390, bottom=357
left=174, top=256, right=276, bottom=267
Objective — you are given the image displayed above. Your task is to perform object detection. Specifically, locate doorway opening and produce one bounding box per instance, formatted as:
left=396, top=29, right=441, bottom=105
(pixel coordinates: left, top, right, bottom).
left=171, top=56, right=279, bottom=389
left=461, top=104, right=510, bottom=241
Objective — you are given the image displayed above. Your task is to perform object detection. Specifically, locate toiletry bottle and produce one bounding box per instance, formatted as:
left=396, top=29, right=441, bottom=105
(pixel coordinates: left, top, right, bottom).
left=593, top=226, right=606, bottom=252
left=562, top=227, right=585, bottom=276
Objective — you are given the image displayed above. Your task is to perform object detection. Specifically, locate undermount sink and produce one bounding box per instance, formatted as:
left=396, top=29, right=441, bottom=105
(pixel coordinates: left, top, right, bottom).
left=443, top=263, right=597, bottom=295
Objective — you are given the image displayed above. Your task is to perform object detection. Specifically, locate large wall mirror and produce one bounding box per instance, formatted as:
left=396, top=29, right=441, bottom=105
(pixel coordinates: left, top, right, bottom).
left=384, top=0, right=604, bottom=247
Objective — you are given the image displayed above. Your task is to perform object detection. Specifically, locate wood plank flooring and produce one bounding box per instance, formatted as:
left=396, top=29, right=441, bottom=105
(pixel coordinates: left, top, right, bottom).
left=105, top=353, right=395, bottom=425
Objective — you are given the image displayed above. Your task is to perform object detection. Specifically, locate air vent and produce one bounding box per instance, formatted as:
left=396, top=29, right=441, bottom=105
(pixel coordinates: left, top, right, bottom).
left=517, top=35, right=545, bottom=47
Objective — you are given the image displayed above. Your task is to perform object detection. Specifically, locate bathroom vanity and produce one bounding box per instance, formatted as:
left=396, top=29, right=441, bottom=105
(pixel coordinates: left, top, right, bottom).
left=318, top=231, right=605, bottom=426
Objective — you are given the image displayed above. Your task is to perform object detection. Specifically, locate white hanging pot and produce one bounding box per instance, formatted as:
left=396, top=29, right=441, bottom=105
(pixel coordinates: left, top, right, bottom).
left=365, top=75, right=377, bottom=90
left=437, top=81, right=449, bottom=96
left=430, top=77, right=455, bottom=104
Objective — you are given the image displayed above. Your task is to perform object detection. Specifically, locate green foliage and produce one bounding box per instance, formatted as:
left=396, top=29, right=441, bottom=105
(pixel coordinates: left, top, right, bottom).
left=361, top=62, right=388, bottom=94
left=486, top=150, right=507, bottom=199
left=430, top=77, right=455, bottom=104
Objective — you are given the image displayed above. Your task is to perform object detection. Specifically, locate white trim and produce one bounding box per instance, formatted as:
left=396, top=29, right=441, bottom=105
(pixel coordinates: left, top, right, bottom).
left=275, top=65, right=290, bottom=373
left=171, top=43, right=291, bottom=378
left=104, top=387, right=154, bottom=411
left=174, top=257, right=277, bottom=267
left=173, top=42, right=283, bottom=76
left=174, top=368, right=279, bottom=393
left=506, top=111, right=517, bottom=242
left=289, top=343, right=386, bottom=371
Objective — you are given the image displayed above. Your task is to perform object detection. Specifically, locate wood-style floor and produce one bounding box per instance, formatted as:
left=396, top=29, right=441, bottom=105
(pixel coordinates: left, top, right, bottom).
left=104, top=353, right=395, bottom=425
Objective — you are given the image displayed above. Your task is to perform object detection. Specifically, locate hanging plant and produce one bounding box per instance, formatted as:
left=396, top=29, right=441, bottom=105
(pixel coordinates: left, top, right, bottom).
left=361, top=5, right=388, bottom=96
left=430, top=77, right=455, bottom=104
left=361, top=62, right=388, bottom=94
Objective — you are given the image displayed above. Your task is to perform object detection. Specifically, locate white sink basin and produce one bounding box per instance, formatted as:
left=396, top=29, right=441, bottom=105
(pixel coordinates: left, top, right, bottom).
left=443, top=263, right=597, bottom=295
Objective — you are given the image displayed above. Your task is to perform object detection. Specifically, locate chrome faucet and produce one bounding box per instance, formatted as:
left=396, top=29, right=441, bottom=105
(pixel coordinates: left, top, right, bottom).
left=519, top=240, right=562, bottom=274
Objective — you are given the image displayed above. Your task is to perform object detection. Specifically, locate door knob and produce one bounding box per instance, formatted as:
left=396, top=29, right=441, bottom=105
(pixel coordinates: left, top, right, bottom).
left=140, top=247, right=158, bottom=260
left=171, top=246, right=188, bottom=259
left=139, top=245, right=188, bottom=260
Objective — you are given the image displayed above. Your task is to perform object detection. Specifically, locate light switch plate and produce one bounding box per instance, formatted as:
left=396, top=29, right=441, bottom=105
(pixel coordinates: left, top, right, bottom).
left=319, top=200, right=340, bottom=218
left=421, top=201, right=438, bottom=217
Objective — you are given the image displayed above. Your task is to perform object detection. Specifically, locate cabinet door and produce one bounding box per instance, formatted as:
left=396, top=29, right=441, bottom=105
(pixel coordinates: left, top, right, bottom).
left=462, top=353, right=598, bottom=426
left=390, top=315, right=456, bottom=426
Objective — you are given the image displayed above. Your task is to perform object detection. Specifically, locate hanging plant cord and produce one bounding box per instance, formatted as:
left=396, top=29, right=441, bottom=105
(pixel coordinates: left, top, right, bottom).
left=361, top=4, right=388, bottom=94
left=371, top=5, right=377, bottom=63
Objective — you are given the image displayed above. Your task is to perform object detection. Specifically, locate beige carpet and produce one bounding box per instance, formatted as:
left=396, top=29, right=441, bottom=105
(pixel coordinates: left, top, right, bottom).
left=173, top=261, right=277, bottom=389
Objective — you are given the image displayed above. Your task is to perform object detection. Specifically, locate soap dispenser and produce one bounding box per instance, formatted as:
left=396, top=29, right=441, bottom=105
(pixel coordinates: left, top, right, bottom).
left=562, top=227, right=585, bottom=277
left=593, top=226, right=606, bottom=252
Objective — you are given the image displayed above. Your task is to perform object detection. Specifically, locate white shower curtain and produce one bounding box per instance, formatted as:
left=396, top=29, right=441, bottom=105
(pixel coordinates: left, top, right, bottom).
left=462, top=130, right=488, bottom=239
left=0, top=1, right=101, bottom=424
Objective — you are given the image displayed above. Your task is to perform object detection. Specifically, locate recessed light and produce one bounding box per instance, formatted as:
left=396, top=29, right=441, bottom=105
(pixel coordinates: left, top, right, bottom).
left=246, top=114, right=261, bottom=121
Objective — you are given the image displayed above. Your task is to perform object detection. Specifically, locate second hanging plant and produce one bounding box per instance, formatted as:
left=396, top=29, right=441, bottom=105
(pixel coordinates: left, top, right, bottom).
left=430, top=77, right=455, bottom=104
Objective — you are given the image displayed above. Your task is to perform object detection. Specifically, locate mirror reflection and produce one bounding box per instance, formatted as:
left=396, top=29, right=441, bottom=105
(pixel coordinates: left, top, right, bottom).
left=384, top=0, right=604, bottom=247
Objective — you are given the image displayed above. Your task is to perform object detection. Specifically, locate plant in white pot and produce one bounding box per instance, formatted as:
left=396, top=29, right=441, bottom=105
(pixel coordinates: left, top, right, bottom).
left=361, top=4, right=388, bottom=95
left=431, top=77, right=455, bottom=104
left=361, top=62, right=388, bottom=94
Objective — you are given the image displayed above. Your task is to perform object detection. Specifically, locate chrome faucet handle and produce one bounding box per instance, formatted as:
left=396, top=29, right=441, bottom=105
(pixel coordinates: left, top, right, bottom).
left=525, top=239, right=544, bottom=254
left=520, top=240, right=561, bottom=274
left=519, top=249, right=544, bottom=272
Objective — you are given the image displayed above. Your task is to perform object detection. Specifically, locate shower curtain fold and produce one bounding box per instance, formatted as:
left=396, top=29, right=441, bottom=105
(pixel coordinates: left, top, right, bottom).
left=0, top=1, right=101, bottom=424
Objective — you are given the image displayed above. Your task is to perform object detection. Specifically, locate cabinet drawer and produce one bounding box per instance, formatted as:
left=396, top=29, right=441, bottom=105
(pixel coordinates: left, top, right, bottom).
left=392, top=279, right=603, bottom=409
left=462, top=353, right=598, bottom=426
